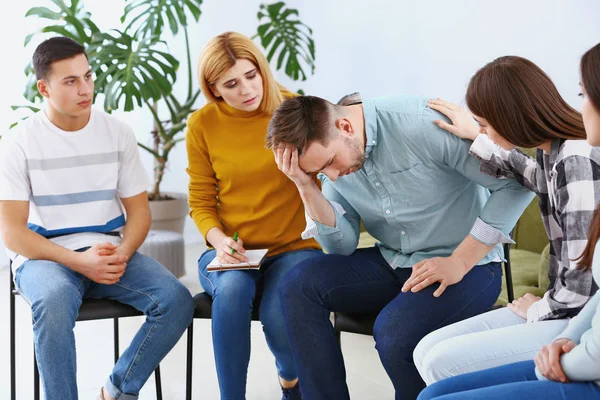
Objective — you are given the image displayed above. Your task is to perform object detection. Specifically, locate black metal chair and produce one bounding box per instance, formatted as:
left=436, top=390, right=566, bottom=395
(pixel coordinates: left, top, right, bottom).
left=9, top=264, right=163, bottom=400
left=333, top=243, right=515, bottom=342
left=185, top=292, right=261, bottom=400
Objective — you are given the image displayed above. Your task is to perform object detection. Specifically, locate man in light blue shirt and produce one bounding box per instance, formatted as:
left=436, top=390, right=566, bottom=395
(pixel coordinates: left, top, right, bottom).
left=266, top=93, right=535, bottom=400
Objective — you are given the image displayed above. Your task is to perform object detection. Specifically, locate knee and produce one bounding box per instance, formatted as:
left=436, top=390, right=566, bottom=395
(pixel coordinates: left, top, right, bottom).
left=277, top=261, right=319, bottom=308
left=278, top=266, right=301, bottom=302
left=212, top=272, right=256, bottom=307
left=418, top=342, right=458, bottom=385
left=159, top=280, right=194, bottom=326
left=32, top=287, right=79, bottom=330
left=414, top=330, right=445, bottom=378
left=373, top=312, right=414, bottom=363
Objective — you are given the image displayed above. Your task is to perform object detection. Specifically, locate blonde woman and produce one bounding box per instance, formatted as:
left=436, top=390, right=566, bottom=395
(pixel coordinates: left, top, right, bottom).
left=186, top=32, right=322, bottom=399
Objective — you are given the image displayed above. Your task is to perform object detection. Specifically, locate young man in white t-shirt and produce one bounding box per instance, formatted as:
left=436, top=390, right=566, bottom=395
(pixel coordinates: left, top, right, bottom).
left=0, top=37, right=194, bottom=400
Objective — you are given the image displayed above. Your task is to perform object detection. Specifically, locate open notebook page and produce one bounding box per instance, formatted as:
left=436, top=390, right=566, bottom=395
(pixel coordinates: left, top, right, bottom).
left=207, top=249, right=268, bottom=268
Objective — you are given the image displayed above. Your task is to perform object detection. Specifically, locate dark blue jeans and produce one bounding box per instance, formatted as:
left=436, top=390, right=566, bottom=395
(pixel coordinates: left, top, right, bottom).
left=418, top=360, right=600, bottom=400
left=278, top=247, right=502, bottom=400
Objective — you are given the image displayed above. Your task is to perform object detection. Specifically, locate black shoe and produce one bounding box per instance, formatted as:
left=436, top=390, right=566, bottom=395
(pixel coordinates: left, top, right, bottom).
left=281, top=382, right=302, bottom=400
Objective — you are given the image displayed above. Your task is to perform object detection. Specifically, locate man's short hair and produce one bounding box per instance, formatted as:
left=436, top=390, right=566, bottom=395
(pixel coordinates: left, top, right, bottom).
left=336, top=92, right=362, bottom=106
left=266, top=95, right=338, bottom=155
left=32, top=36, right=87, bottom=80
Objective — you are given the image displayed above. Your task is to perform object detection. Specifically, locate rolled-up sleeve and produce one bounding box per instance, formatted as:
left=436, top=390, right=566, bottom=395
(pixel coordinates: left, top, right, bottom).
left=303, top=175, right=361, bottom=255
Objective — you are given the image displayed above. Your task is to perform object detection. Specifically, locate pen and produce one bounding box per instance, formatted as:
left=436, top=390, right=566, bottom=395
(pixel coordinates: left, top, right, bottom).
left=231, top=231, right=238, bottom=255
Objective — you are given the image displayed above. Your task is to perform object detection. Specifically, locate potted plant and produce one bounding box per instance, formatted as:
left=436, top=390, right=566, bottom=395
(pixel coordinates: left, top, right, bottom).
left=18, top=0, right=316, bottom=233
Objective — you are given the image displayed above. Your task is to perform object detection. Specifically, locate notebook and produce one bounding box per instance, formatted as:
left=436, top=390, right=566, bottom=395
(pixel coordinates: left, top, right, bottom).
left=206, top=249, right=268, bottom=272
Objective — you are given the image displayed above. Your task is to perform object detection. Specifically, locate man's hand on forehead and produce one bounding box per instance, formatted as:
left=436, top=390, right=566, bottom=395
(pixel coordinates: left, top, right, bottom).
left=273, top=145, right=314, bottom=188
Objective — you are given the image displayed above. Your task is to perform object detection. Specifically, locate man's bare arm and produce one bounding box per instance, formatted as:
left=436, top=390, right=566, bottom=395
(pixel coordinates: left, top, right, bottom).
left=0, top=200, right=128, bottom=284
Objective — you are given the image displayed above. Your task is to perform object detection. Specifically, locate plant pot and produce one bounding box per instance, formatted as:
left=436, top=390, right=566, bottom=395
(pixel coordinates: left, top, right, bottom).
left=148, top=191, right=189, bottom=234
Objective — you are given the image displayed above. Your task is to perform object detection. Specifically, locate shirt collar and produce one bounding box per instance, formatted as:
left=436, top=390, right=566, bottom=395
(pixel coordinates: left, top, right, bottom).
left=548, top=139, right=564, bottom=164
left=362, top=98, right=379, bottom=156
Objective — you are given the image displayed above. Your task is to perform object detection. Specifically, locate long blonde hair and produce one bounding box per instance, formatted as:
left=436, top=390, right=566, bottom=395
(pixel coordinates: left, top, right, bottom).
left=198, top=31, right=284, bottom=114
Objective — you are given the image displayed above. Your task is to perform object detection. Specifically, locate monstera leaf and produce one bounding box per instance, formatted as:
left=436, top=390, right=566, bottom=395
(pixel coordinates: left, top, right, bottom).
left=91, top=31, right=179, bottom=112
left=22, top=64, right=43, bottom=104
left=9, top=104, right=42, bottom=129
left=24, top=0, right=99, bottom=46
left=255, top=2, right=316, bottom=81
left=121, top=0, right=202, bottom=37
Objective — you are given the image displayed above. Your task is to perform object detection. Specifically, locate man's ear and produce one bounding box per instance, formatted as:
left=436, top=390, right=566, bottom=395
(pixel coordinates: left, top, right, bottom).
left=335, top=117, right=354, bottom=137
left=37, top=80, right=50, bottom=99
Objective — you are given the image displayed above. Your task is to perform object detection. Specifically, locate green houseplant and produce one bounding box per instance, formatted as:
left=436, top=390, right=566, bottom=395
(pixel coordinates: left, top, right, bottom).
left=18, top=0, right=316, bottom=232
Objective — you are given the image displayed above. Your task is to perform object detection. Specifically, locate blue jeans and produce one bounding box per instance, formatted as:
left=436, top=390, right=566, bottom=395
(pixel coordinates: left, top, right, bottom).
left=198, top=248, right=323, bottom=400
left=15, top=251, right=195, bottom=400
left=278, top=247, right=502, bottom=400
left=417, top=360, right=600, bottom=400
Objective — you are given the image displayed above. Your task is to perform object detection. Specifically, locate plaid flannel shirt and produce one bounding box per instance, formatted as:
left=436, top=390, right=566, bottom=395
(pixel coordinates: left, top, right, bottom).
left=470, top=134, right=600, bottom=322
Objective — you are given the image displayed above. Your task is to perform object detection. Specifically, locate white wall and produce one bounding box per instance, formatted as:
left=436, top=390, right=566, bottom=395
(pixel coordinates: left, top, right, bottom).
left=1, top=0, right=599, bottom=265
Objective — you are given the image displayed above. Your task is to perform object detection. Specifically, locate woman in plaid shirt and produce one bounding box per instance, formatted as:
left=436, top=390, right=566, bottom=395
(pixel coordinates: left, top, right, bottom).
left=418, top=42, right=600, bottom=400
left=414, top=54, right=600, bottom=384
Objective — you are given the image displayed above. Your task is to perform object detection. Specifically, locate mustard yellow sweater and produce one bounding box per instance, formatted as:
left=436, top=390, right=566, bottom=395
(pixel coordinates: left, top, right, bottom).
left=185, top=95, right=320, bottom=257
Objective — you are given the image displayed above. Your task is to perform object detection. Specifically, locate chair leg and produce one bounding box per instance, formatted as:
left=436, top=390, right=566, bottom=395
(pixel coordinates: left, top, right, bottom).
left=113, top=317, right=120, bottom=363
left=186, top=322, right=194, bottom=400
left=10, top=284, right=16, bottom=400
left=334, top=328, right=342, bottom=347
left=155, top=365, right=162, bottom=400
left=333, top=313, right=342, bottom=347
left=34, top=343, right=40, bottom=400
left=503, top=243, right=515, bottom=303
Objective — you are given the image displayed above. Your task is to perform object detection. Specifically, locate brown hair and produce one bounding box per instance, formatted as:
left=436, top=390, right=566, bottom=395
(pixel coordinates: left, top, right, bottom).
left=582, top=43, right=600, bottom=113
left=466, top=56, right=586, bottom=147
left=265, top=95, right=338, bottom=154
left=337, top=92, right=362, bottom=106
left=198, top=31, right=284, bottom=114
left=33, top=36, right=88, bottom=80
left=577, top=43, right=600, bottom=270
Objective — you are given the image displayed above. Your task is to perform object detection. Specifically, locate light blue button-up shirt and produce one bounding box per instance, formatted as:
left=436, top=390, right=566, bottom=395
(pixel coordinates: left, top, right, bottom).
left=304, top=95, right=535, bottom=268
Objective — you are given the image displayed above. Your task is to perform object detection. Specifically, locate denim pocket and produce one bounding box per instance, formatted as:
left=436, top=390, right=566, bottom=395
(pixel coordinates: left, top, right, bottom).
left=485, top=262, right=502, bottom=278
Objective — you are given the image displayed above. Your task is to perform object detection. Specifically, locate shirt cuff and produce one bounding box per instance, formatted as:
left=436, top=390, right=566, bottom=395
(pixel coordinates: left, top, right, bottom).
left=469, top=134, right=498, bottom=160
left=534, top=367, right=548, bottom=381
left=301, top=201, right=347, bottom=240
left=469, top=217, right=515, bottom=246
left=527, top=297, right=550, bottom=323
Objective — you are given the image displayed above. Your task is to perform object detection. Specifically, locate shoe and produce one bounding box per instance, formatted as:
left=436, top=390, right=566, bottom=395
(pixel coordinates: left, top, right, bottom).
left=96, top=388, right=105, bottom=400
left=281, top=382, right=302, bottom=400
